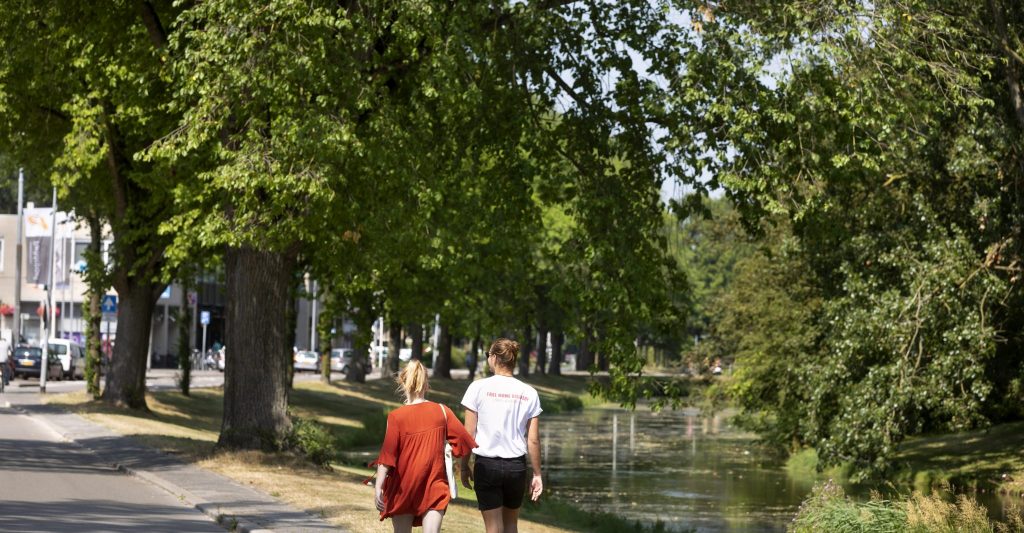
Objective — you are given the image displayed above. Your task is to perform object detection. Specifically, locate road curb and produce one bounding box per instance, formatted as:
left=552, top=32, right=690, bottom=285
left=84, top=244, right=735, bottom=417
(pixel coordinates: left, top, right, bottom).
left=112, top=463, right=267, bottom=533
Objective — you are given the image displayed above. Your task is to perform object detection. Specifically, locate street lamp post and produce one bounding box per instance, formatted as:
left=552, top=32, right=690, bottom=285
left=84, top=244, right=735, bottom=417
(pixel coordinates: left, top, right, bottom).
left=41, top=187, right=57, bottom=393
left=13, top=169, right=24, bottom=346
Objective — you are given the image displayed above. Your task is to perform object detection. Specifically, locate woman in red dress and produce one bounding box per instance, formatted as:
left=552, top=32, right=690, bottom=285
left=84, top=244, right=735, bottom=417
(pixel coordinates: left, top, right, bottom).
left=373, top=360, right=477, bottom=532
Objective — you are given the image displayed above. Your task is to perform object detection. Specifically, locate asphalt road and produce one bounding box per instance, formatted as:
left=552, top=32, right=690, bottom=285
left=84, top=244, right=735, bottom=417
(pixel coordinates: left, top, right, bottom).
left=0, top=408, right=226, bottom=533
left=3, top=367, right=353, bottom=394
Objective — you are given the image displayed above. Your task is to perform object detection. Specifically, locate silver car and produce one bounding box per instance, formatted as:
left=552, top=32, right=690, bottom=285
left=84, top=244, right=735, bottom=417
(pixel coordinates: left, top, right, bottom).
left=330, top=348, right=373, bottom=374
left=293, top=350, right=320, bottom=372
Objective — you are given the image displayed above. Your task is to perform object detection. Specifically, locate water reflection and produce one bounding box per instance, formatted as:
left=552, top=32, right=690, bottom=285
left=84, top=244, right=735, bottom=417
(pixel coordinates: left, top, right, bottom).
left=542, top=408, right=813, bottom=533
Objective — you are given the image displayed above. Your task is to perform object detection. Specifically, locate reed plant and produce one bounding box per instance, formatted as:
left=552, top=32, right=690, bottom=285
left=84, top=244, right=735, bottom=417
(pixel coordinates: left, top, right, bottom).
left=790, top=480, right=1024, bottom=533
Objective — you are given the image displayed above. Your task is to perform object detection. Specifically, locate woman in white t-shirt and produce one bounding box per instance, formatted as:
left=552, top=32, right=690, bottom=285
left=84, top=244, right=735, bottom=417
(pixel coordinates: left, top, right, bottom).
left=460, top=338, right=543, bottom=533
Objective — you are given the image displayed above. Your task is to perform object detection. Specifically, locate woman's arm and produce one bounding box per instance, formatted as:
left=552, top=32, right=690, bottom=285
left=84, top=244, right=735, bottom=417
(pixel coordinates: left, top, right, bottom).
left=527, top=416, right=543, bottom=501
left=446, top=406, right=479, bottom=457
left=460, top=408, right=478, bottom=488
left=374, top=463, right=390, bottom=512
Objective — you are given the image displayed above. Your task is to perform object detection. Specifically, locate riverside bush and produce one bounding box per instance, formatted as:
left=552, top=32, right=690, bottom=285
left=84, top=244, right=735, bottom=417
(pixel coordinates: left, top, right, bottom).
left=790, top=480, right=1023, bottom=533
left=540, top=393, right=584, bottom=414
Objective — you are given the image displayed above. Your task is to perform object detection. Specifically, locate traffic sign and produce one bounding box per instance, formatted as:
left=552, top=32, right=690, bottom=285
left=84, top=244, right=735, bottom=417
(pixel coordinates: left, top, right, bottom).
left=101, top=294, right=117, bottom=315
left=200, top=311, right=211, bottom=326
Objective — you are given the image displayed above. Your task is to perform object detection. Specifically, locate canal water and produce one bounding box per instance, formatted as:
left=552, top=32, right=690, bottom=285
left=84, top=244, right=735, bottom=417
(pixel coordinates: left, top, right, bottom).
left=540, top=407, right=814, bottom=532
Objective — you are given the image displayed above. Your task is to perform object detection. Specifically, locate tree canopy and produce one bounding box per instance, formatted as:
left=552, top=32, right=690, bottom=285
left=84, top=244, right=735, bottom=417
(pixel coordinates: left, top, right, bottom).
left=685, top=0, right=1024, bottom=477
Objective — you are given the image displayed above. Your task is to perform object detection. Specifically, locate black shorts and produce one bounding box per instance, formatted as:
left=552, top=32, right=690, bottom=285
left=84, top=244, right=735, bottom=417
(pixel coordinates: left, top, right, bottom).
left=473, top=454, right=528, bottom=511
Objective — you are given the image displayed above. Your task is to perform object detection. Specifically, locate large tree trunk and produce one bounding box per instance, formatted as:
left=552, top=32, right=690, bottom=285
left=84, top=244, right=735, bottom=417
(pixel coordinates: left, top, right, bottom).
left=519, top=324, right=532, bottom=378
left=469, top=335, right=481, bottom=380
left=432, top=322, right=452, bottom=378
left=548, top=329, right=563, bottom=376
left=385, top=320, right=402, bottom=377
left=346, top=297, right=373, bottom=383
left=177, top=299, right=192, bottom=395
left=102, top=281, right=161, bottom=409
left=286, top=281, right=297, bottom=389
left=535, top=327, right=548, bottom=375
left=85, top=288, right=103, bottom=398
left=218, top=245, right=294, bottom=450
left=577, top=328, right=593, bottom=371
left=409, top=323, right=423, bottom=361
left=83, top=215, right=104, bottom=399
left=346, top=333, right=369, bottom=383
left=597, top=326, right=609, bottom=371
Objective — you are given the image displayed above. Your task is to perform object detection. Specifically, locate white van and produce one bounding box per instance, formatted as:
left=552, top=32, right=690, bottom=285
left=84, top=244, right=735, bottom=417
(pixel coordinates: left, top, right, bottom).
left=48, top=338, right=85, bottom=380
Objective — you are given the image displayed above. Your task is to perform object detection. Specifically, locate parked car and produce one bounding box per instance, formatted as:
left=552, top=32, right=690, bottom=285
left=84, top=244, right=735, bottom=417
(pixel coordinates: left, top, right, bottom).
left=48, top=338, right=85, bottom=380
left=330, top=348, right=353, bottom=374
left=293, top=350, right=320, bottom=372
left=13, top=346, right=63, bottom=381
left=330, top=348, right=374, bottom=374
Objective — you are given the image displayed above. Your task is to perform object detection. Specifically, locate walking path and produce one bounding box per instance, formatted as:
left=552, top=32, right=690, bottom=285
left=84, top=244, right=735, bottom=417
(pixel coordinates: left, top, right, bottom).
left=1, top=382, right=345, bottom=533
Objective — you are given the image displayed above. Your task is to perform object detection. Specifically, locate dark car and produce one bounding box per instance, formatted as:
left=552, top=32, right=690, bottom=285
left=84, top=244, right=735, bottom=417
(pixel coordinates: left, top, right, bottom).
left=13, top=346, right=63, bottom=381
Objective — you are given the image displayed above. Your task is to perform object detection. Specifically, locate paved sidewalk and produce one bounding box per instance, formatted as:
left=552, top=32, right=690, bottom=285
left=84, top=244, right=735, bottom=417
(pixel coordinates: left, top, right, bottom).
left=1, top=393, right=345, bottom=533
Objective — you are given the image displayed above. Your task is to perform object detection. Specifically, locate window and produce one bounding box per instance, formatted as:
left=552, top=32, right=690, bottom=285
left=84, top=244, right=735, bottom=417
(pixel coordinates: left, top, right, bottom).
left=102, top=240, right=113, bottom=266
left=74, top=241, right=89, bottom=264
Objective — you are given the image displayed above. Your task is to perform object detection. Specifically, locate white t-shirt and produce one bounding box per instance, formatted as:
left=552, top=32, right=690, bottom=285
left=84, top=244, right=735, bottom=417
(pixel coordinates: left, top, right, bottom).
left=461, top=375, right=542, bottom=458
left=0, top=340, right=8, bottom=363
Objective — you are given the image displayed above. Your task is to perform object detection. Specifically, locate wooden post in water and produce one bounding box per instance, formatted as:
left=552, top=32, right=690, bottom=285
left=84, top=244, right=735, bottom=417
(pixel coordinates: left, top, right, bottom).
left=612, top=413, right=618, bottom=473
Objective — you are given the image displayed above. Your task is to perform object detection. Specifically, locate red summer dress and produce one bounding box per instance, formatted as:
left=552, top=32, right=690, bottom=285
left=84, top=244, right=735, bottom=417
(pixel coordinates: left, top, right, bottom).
left=375, top=401, right=477, bottom=526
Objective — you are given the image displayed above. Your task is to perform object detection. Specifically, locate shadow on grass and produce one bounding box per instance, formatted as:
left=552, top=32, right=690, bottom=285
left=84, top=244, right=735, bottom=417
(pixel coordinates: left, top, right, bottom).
left=892, top=421, right=1024, bottom=491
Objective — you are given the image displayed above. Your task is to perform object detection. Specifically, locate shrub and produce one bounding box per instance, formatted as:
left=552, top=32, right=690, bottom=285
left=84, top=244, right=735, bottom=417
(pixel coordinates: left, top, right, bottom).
left=286, top=416, right=336, bottom=468
left=790, top=481, right=1024, bottom=533
left=540, top=393, right=584, bottom=414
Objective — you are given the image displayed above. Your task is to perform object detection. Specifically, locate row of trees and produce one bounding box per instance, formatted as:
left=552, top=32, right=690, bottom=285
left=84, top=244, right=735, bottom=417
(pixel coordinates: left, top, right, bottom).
left=0, top=1, right=706, bottom=451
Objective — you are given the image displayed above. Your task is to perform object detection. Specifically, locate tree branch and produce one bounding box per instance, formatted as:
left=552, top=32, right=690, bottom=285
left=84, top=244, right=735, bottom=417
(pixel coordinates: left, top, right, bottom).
left=137, top=0, right=169, bottom=48
left=38, top=105, right=70, bottom=122
left=988, top=0, right=1024, bottom=129
left=100, top=99, right=131, bottom=223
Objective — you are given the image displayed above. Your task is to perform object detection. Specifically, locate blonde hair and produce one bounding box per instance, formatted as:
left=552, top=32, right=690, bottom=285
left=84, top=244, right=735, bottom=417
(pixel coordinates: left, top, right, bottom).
left=488, top=338, right=519, bottom=370
left=396, top=360, right=428, bottom=402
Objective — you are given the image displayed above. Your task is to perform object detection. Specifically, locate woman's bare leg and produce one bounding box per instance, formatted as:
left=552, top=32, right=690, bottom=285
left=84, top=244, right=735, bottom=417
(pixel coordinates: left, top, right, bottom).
left=421, top=510, right=445, bottom=533
left=501, top=507, right=521, bottom=533
left=391, top=514, right=414, bottom=533
left=481, top=508, right=504, bottom=533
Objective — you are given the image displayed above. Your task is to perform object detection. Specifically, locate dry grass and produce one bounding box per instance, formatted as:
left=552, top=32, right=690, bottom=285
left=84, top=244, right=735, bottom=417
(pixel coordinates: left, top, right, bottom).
left=45, top=374, right=604, bottom=533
